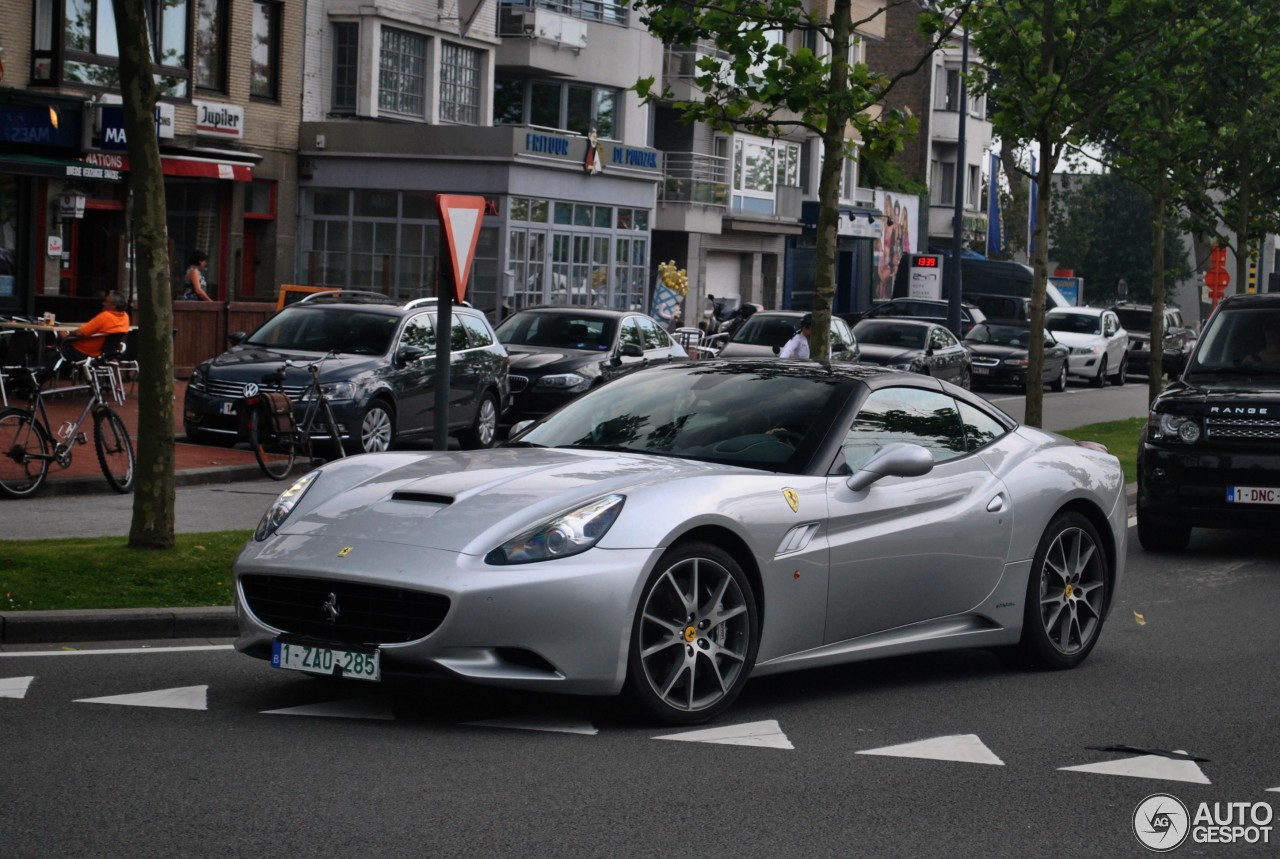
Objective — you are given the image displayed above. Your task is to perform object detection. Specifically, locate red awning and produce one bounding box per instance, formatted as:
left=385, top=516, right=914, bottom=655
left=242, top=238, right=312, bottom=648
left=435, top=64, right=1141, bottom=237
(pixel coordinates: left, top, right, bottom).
left=160, top=154, right=252, bottom=182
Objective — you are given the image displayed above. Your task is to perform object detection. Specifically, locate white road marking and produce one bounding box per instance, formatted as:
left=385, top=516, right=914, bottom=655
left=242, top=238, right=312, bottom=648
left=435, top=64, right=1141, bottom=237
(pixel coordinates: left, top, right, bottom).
left=1059, top=749, right=1211, bottom=784
left=0, top=676, right=34, bottom=698
left=465, top=711, right=599, bottom=735
left=654, top=719, right=793, bottom=749
left=262, top=695, right=395, bottom=720
left=1267, top=787, right=1280, bottom=793
left=76, top=685, right=209, bottom=710
left=0, top=645, right=233, bottom=658
left=857, top=734, right=1004, bottom=765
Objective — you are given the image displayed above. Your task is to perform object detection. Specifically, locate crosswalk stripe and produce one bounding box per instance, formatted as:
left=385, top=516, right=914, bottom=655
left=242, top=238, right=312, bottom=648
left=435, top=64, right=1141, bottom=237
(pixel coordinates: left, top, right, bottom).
left=1059, top=749, right=1211, bottom=784
left=653, top=719, right=793, bottom=749
left=857, top=734, right=1004, bottom=765
left=75, top=685, right=208, bottom=710
left=0, top=676, right=35, bottom=699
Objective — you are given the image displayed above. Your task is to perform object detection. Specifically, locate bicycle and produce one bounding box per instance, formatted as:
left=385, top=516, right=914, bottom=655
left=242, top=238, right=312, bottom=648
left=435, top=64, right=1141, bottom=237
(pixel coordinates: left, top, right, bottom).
left=0, top=351, right=136, bottom=498
left=246, top=351, right=347, bottom=480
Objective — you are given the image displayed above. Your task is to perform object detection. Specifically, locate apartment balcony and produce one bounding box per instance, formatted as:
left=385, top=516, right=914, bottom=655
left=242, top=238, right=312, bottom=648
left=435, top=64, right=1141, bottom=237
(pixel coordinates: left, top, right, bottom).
left=655, top=151, right=727, bottom=234
left=497, top=2, right=650, bottom=83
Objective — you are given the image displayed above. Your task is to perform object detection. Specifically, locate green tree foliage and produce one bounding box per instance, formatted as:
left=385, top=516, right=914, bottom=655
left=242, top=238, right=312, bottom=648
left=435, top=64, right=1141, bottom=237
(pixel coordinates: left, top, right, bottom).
left=633, top=0, right=956, bottom=360
left=1050, top=174, right=1190, bottom=306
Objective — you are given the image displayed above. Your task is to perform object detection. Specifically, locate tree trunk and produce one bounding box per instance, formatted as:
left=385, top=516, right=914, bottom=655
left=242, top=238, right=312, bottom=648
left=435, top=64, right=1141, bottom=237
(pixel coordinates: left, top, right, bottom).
left=1149, top=177, right=1168, bottom=406
left=115, top=0, right=177, bottom=548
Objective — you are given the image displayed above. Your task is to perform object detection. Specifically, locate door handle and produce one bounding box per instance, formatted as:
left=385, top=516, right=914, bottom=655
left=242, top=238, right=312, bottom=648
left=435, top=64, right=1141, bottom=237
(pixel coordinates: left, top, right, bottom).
left=986, top=494, right=1006, bottom=513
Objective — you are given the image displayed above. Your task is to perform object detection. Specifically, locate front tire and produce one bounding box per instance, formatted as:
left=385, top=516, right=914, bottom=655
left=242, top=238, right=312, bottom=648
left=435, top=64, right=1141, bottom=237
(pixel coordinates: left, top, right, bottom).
left=1110, top=355, right=1127, bottom=385
left=250, top=402, right=297, bottom=480
left=353, top=400, right=395, bottom=454
left=0, top=408, right=51, bottom=498
left=1018, top=511, right=1109, bottom=670
left=1136, top=507, right=1192, bottom=552
left=1090, top=357, right=1107, bottom=388
left=1051, top=361, right=1067, bottom=392
left=93, top=408, right=135, bottom=493
left=460, top=392, right=499, bottom=449
left=624, top=541, right=758, bottom=725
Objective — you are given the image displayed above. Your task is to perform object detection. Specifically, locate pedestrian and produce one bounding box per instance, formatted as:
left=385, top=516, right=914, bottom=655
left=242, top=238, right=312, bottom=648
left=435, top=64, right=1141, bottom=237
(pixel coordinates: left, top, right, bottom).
left=37, top=290, right=132, bottom=383
left=182, top=251, right=212, bottom=301
left=779, top=313, right=812, bottom=359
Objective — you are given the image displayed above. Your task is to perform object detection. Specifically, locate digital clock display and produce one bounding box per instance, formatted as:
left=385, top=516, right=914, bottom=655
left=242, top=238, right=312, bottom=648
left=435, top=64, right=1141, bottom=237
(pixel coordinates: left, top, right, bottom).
left=913, top=255, right=940, bottom=268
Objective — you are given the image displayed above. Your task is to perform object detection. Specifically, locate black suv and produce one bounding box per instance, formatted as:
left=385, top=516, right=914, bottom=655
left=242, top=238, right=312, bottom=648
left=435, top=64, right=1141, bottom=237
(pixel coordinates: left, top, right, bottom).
left=1137, top=293, right=1280, bottom=551
left=183, top=292, right=510, bottom=453
left=1110, top=302, right=1196, bottom=377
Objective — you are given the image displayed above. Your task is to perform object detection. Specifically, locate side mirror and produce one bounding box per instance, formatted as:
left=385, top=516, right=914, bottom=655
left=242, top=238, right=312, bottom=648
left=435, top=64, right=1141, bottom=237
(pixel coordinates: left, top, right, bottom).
left=227, top=331, right=248, bottom=346
left=398, top=344, right=428, bottom=365
left=618, top=342, right=644, bottom=359
left=845, top=442, right=934, bottom=492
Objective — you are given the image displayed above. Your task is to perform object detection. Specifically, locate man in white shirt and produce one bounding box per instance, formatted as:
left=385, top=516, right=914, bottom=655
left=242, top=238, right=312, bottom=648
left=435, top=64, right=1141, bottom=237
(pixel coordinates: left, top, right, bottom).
left=778, top=313, right=812, bottom=359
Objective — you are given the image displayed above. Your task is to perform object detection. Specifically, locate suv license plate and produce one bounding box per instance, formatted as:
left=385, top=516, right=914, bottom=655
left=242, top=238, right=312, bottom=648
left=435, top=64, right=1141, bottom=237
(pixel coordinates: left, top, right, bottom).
left=272, top=639, right=380, bottom=681
left=1227, top=486, right=1280, bottom=505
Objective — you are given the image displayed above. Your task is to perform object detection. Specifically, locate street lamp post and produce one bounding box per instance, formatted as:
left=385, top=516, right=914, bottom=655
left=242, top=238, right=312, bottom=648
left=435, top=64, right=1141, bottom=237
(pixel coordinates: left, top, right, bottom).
left=948, top=24, right=970, bottom=338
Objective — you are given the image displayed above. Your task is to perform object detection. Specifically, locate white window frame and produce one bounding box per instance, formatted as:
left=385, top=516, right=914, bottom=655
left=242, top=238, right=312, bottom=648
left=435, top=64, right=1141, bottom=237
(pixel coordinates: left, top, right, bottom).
left=378, top=25, right=429, bottom=119
left=439, top=41, right=484, bottom=125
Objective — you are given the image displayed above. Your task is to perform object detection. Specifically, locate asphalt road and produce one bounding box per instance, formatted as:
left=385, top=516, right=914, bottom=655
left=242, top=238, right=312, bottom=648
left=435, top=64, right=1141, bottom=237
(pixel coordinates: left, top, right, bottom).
left=3, top=526, right=1277, bottom=857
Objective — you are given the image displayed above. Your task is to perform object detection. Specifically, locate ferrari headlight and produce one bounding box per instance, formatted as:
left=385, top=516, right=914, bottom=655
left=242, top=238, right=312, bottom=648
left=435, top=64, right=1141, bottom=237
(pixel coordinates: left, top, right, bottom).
left=254, top=469, right=320, bottom=541
left=486, top=494, right=625, bottom=565
left=535, top=372, right=591, bottom=393
left=1153, top=413, right=1201, bottom=444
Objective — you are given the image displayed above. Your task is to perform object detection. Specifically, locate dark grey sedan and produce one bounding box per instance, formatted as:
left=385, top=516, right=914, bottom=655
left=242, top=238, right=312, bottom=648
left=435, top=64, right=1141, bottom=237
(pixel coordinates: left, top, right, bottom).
left=852, top=318, right=971, bottom=388
left=963, top=320, right=1071, bottom=391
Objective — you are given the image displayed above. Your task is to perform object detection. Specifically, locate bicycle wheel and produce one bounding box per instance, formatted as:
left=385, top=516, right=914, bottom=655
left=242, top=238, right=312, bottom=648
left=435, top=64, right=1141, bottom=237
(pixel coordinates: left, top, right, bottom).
left=0, top=408, right=51, bottom=498
left=250, top=401, right=297, bottom=480
left=93, top=408, right=135, bottom=493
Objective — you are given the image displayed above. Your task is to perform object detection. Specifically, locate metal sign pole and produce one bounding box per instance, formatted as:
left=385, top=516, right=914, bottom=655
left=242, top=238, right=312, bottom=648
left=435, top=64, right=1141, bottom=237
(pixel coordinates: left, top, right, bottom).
left=433, top=260, right=452, bottom=451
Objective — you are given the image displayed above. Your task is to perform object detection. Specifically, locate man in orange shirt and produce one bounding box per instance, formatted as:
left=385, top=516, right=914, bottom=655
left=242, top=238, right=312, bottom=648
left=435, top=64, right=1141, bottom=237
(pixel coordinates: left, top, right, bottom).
left=37, top=290, right=131, bottom=381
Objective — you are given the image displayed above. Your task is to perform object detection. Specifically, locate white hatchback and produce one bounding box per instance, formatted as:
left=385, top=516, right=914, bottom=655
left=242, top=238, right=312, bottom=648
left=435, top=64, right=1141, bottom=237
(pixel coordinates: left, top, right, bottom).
left=1046, top=307, right=1130, bottom=387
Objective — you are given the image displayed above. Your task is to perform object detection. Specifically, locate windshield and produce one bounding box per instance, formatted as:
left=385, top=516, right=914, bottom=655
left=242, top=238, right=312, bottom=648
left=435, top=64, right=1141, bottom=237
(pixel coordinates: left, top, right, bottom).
left=496, top=311, right=616, bottom=351
left=247, top=307, right=398, bottom=354
left=1187, top=307, right=1280, bottom=373
left=729, top=315, right=803, bottom=348
left=965, top=323, right=1029, bottom=348
left=854, top=321, right=928, bottom=350
left=1113, top=309, right=1152, bottom=332
left=512, top=364, right=851, bottom=471
left=1046, top=313, right=1101, bottom=335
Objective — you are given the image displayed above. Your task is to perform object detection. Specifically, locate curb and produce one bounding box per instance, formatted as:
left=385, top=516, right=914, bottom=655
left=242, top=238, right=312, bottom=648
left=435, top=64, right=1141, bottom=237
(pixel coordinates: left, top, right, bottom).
left=35, top=463, right=268, bottom=499
left=0, top=606, right=237, bottom=645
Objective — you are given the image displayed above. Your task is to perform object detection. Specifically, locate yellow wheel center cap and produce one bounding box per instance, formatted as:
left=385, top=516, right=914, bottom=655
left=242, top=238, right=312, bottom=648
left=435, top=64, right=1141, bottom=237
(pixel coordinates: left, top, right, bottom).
left=1064, top=583, right=1074, bottom=598
left=684, top=626, right=698, bottom=643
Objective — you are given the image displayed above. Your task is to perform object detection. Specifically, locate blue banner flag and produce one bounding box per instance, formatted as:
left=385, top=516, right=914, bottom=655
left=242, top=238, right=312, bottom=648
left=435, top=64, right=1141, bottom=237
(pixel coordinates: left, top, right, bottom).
left=986, top=152, right=1006, bottom=257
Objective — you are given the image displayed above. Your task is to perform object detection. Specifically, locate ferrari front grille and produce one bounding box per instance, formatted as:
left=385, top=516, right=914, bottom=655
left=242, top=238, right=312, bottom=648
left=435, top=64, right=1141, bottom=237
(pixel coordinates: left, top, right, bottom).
left=240, top=574, right=450, bottom=644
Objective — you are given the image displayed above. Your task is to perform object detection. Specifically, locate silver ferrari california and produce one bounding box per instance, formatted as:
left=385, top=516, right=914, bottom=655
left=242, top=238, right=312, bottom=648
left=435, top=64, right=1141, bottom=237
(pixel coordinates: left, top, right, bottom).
left=234, top=360, right=1126, bottom=725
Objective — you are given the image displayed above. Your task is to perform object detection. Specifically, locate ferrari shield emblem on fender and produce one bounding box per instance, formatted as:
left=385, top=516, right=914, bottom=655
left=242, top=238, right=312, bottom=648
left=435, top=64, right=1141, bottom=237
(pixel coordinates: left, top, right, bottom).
left=782, top=488, right=799, bottom=513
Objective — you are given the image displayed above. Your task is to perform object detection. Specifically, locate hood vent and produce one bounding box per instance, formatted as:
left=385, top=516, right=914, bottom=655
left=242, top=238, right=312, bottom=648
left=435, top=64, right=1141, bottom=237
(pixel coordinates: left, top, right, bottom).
left=391, top=491, right=455, bottom=505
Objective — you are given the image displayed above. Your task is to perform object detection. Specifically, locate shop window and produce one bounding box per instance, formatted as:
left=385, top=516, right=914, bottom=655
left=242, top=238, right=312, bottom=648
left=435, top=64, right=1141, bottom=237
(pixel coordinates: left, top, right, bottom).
left=244, top=181, right=276, bottom=219
left=194, top=0, right=226, bottom=91
left=51, top=0, right=191, bottom=96
left=331, top=23, right=359, bottom=113
left=379, top=26, right=427, bottom=117
left=439, top=42, right=483, bottom=125
left=251, top=0, right=281, bottom=100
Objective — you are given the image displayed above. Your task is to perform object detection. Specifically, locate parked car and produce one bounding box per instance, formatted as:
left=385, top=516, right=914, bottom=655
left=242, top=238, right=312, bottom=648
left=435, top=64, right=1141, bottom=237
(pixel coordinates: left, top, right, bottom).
left=233, top=359, right=1126, bottom=725
left=495, top=305, right=688, bottom=425
left=1045, top=306, right=1129, bottom=387
left=1110, top=302, right=1196, bottom=378
left=183, top=292, right=510, bottom=453
left=963, top=320, right=1071, bottom=391
left=1137, top=293, right=1280, bottom=551
left=717, top=310, right=860, bottom=362
left=841, top=297, right=986, bottom=335
left=852, top=318, right=971, bottom=388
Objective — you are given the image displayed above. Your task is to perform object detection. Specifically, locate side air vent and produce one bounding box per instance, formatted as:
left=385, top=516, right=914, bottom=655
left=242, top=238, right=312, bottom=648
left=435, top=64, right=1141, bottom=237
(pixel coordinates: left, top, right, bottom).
left=776, top=522, right=820, bottom=556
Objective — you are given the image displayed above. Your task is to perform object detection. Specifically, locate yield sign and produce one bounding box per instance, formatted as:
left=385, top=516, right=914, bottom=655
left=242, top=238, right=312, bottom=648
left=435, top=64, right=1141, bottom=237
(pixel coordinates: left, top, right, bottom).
left=437, top=194, right=487, bottom=303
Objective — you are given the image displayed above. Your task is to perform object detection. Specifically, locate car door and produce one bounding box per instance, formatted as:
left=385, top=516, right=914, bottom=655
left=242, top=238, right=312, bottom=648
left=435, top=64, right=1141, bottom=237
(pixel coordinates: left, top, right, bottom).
left=823, top=386, right=1012, bottom=642
left=928, top=324, right=966, bottom=384
left=831, top=318, right=858, bottom=362
left=384, top=312, right=437, bottom=438
left=1102, top=311, right=1128, bottom=368
left=637, top=315, right=681, bottom=365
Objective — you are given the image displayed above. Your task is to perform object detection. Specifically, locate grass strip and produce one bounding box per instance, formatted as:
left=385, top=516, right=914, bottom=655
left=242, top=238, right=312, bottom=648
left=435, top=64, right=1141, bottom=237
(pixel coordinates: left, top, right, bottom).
left=1058, top=417, right=1144, bottom=485
left=0, top=530, right=251, bottom=612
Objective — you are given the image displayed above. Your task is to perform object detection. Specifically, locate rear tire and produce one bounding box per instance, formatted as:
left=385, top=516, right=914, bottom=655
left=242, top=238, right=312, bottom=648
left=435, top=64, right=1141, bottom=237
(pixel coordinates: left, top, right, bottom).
left=1018, top=511, right=1109, bottom=670
left=93, top=408, right=135, bottom=493
left=0, top=408, right=51, bottom=498
left=1136, top=507, right=1192, bottom=552
left=250, top=402, right=297, bottom=480
left=1051, top=361, right=1067, bottom=392
left=460, top=392, right=499, bottom=449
